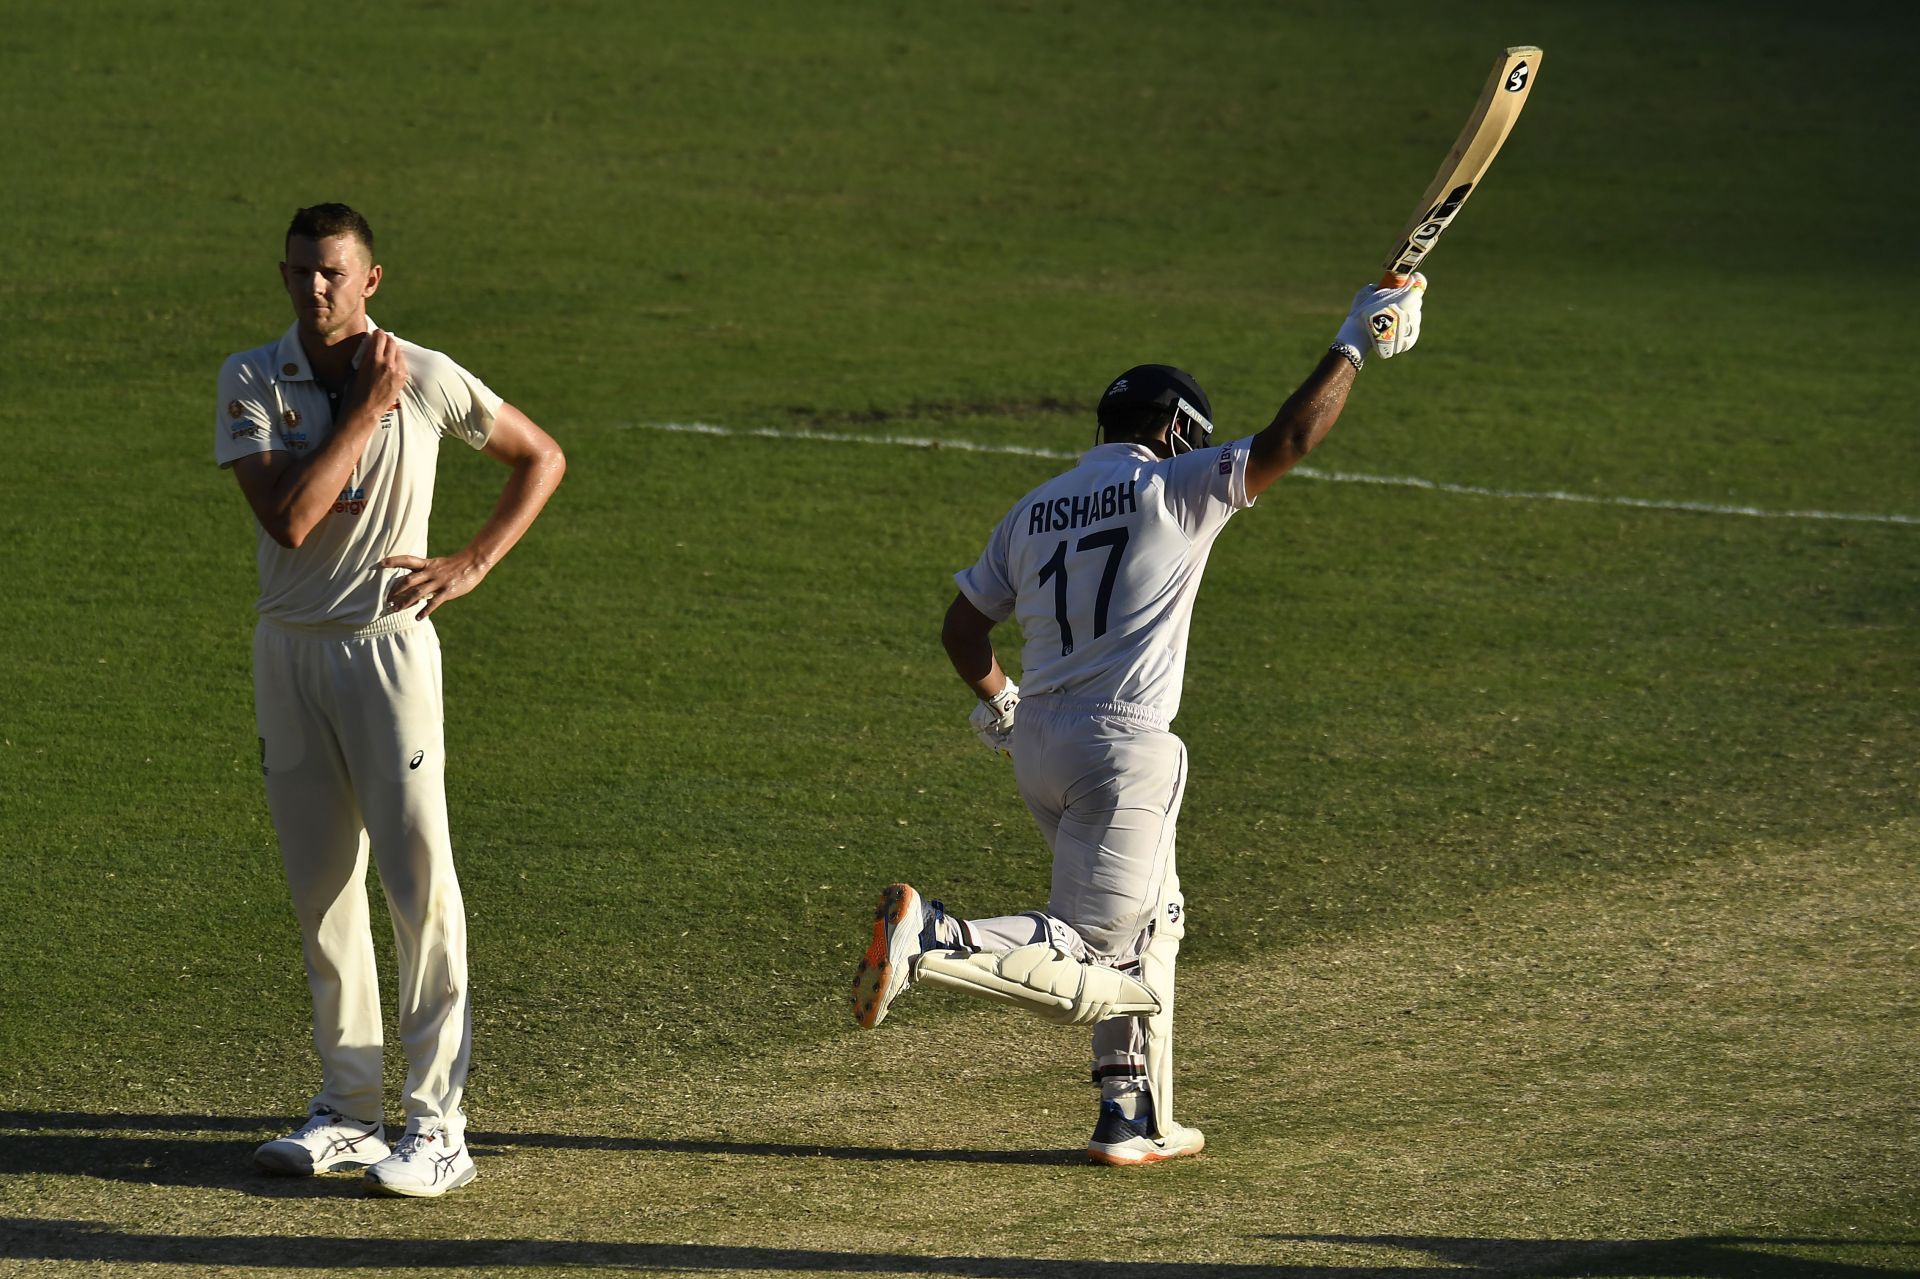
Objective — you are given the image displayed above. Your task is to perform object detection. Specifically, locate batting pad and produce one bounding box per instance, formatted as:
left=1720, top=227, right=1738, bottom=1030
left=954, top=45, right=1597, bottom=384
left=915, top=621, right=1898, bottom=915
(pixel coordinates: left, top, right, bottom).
left=913, top=943, right=1160, bottom=1027
left=1140, top=873, right=1185, bottom=1138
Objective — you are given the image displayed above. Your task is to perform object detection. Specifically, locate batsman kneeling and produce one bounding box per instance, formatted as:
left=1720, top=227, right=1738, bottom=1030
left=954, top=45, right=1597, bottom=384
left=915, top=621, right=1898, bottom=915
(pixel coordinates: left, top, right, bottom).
left=851, top=276, right=1428, bottom=1165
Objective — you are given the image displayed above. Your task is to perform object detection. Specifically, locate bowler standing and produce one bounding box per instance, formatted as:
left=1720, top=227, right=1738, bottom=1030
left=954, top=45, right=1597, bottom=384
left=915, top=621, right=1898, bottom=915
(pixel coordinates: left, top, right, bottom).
left=216, top=203, right=565, bottom=1197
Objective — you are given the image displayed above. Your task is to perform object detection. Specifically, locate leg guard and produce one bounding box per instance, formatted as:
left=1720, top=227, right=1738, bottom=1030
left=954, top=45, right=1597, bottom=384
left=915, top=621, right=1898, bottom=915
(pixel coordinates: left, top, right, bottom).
left=1140, top=873, right=1184, bottom=1137
left=912, top=943, right=1160, bottom=1027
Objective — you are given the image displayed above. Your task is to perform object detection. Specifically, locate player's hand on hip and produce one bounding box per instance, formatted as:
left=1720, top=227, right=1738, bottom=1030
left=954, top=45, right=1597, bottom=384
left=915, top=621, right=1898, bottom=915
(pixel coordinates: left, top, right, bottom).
left=968, top=681, right=1019, bottom=758
left=353, top=329, right=409, bottom=413
left=1334, top=273, right=1426, bottom=363
left=379, top=550, right=487, bottom=620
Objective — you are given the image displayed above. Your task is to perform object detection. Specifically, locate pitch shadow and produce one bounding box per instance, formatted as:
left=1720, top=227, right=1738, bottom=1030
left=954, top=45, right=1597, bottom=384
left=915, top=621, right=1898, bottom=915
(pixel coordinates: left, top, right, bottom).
left=0, top=1108, right=1080, bottom=1194
left=1262, top=1233, right=1920, bottom=1278
left=5, top=1218, right=1917, bottom=1277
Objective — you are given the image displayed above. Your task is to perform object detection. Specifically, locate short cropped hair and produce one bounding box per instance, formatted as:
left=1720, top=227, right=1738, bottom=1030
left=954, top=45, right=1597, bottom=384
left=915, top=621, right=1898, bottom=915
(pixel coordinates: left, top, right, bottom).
left=285, top=203, right=375, bottom=259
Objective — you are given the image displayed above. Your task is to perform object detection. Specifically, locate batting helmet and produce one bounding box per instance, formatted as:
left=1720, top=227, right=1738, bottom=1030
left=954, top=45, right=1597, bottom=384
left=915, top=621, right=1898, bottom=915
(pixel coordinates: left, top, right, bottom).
left=1096, top=364, right=1214, bottom=454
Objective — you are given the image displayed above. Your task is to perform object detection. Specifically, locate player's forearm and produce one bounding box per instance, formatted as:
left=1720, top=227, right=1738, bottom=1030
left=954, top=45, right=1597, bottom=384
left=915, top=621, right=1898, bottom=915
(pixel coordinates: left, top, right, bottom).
left=457, top=445, right=567, bottom=573
left=952, top=650, right=1011, bottom=703
left=1245, top=352, right=1357, bottom=497
left=255, top=412, right=381, bottom=547
left=941, top=596, right=1010, bottom=700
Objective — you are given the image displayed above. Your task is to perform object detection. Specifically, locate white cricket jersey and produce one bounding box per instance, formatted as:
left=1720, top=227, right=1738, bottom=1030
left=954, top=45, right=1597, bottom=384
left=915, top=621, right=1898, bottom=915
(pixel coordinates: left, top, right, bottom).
left=955, top=438, right=1257, bottom=724
left=215, top=321, right=500, bottom=627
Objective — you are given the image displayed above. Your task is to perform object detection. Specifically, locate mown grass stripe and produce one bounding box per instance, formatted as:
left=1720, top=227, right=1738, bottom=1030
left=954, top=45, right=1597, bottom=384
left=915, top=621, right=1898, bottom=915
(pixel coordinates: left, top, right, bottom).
left=619, top=421, right=1920, bottom=528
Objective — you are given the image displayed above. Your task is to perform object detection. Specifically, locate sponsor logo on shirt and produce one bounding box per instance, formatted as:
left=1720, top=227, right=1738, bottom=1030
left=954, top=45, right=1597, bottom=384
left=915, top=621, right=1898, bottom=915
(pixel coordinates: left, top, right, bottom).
left=332, top=484, right=367, bottom=516
left=230, top=422, right=266, bottom=441
left=1217, top=447, right=1232, bottom=476
left=284, top=431, right=310, bottom=452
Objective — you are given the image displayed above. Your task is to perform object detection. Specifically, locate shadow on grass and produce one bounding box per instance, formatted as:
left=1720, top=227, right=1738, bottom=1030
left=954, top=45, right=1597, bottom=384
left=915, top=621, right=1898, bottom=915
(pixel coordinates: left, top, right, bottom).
left=468, top=1127, right=1084, bottom=1165
left=6, top=1115, right=1911, bottom=1276
left=2, top=1218, right=1915, bottom=1277
left=0, top=1109, right=1079, bottom=1196
left=1263, top=1234, right=1920, bottom=1279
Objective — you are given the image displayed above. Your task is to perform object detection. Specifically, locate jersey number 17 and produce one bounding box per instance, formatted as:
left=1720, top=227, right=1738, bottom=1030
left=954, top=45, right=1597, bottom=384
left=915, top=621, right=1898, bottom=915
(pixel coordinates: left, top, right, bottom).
left=1036, top=528, right=1130, bottom=656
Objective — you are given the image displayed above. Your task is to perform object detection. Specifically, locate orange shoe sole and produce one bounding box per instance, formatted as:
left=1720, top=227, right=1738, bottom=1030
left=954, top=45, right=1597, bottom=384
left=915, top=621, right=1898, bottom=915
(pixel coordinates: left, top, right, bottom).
left=851, top=883, right=918, bottom=1028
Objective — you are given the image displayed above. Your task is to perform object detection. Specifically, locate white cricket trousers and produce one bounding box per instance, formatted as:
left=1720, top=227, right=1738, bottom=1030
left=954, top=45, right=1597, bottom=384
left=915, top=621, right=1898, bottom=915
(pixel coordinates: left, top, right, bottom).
left=967, top=695, right=1187, bottom=1080
left=253, top=614, right=471, bottom=1135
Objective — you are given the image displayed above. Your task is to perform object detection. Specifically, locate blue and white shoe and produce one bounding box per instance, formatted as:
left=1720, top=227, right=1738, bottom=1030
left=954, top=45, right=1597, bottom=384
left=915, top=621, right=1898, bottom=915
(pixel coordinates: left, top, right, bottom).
left=852, top=883, right=949, bottom=1028
left=364, top=1123, right=476, bottom=1198
left=1087, top=1098, right=1205, bottom=1166
left=254, top=1107, right=389, bottom=1175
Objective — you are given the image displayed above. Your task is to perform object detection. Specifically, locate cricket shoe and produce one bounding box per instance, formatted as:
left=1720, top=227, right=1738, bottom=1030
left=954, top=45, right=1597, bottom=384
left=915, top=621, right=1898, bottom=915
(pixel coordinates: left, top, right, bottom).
left=364, top=1124, right=476, bottom=1198
left=1086, top=1098, right=1206, bottom=1166
left=254, top=1107, right=389, bottom=1175
left=851, top=882, right=943, bottom=1028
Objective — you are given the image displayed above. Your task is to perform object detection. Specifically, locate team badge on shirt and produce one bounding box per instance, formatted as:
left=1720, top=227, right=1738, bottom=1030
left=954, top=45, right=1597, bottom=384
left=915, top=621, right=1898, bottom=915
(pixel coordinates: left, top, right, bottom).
left=227, top=399, right=262, bottom=439
left=283, top=409, right=301, bottom=428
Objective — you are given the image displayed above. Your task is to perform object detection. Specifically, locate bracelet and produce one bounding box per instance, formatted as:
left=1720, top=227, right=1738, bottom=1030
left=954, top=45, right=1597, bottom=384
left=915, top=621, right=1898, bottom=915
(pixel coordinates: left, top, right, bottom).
left=1329, top=342, right=1364, bottom=372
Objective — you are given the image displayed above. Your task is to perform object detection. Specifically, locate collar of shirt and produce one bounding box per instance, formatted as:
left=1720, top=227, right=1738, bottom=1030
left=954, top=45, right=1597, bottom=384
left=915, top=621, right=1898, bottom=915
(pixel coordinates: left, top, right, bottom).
left=272, top=317, right=382, bottom=383
left=1078, top=441, right=1160, bottom=465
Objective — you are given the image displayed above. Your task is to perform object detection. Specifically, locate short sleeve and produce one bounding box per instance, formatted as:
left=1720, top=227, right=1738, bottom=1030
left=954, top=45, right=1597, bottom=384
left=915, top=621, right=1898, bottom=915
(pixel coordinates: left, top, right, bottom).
left=408, top=346, right=503, bottom=450
left=1160, top=435, right=1256, bottom=538
left=214, top=354, right=278, bottom=468
left=953, top=509, right=1018, bottom=623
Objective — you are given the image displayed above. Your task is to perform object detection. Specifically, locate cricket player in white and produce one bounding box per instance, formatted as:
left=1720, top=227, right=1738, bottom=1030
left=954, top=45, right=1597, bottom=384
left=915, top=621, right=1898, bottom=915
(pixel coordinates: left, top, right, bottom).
left=852, top=276, right=1427, bottom=1164
left=217, top=204, right=565, bottom=1197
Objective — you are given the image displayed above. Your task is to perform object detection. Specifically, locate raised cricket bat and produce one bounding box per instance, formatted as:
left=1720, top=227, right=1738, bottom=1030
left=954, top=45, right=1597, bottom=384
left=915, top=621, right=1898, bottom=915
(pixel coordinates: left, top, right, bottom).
left=1381, top=45, right=1542, bottom=287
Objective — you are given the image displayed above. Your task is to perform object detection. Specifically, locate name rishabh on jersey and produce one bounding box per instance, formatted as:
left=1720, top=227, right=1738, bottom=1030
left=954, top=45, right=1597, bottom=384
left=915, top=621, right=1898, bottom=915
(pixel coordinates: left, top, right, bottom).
left=955, top=438, right=1256, bottom=725
left=1026, top=479, right=1140, bottom=534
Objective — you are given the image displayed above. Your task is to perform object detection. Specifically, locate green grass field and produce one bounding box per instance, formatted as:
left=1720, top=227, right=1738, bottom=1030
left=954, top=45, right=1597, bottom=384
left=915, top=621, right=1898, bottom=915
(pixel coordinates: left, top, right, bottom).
left=2, top=2, right=1917, bottom=1275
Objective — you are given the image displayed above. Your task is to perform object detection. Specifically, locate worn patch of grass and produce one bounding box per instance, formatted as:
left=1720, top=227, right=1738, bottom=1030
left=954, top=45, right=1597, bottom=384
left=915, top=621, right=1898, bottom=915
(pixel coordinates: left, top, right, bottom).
left=4, top=828, right=1914, bottom=1275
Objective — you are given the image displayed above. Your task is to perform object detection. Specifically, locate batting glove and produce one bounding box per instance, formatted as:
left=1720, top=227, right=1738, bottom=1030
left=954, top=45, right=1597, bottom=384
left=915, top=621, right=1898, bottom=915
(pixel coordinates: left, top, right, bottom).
left=968, top=681, right=1020, bottom=757
left=1332, top=273, right=1426, bottom=366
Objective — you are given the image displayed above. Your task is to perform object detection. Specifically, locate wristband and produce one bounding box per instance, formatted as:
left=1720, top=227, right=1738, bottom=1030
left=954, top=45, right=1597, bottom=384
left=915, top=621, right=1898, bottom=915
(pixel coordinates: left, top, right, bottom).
left=1329, top=342, right=1364, bottom=372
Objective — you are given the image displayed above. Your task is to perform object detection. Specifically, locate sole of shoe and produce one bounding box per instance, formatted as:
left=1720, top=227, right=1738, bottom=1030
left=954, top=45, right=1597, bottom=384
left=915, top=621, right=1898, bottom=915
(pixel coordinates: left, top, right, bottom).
left=851, top=883, right=921, bottom=1029
left=1087, top=1130, right=1206, bottom=1167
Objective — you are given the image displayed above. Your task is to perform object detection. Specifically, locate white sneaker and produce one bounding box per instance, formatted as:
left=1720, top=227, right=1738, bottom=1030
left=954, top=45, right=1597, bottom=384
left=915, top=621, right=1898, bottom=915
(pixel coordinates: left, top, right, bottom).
left=364, top=1124, right=477, bottom=1198
left=851, top=883, right=932, bottom=1028
left=254, top=1107, right=390, bottom=1175
left=1086, top=1098, right=1206, bottom=1166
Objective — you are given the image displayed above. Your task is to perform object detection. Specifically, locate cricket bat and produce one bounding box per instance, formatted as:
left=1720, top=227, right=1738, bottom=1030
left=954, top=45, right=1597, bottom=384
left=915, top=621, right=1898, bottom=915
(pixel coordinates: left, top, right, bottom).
left=1381, top=45, right=1543, bottom=287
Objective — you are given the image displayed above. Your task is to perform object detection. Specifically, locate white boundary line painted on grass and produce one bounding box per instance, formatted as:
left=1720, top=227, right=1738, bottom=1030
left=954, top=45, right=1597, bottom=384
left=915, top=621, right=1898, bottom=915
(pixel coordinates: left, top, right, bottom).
left=618, top=421, right=1920, bottom=528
